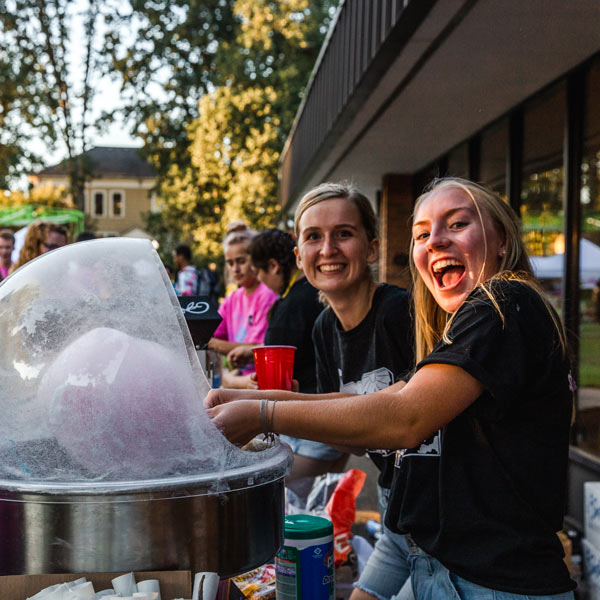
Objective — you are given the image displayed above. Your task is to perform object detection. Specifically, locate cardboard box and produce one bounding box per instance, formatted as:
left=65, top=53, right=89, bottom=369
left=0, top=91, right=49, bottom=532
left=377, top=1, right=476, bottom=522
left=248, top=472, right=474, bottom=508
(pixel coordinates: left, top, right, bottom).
left=0, top=570, right=192, bottom=600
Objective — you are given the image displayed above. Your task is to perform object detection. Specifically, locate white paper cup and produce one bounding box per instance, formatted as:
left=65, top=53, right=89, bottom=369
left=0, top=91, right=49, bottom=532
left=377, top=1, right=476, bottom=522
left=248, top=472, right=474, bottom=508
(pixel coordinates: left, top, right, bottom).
left=136, top=580, right=161, bottom=600
left=93, top=591, right=115, bottom=600
left=111, top=572, right=137, bottom=596
left=192, top=572, right=219, bottom=600
left=66, top=578, right=88, bottom=589
left=67, top=581, right=95, bottom=599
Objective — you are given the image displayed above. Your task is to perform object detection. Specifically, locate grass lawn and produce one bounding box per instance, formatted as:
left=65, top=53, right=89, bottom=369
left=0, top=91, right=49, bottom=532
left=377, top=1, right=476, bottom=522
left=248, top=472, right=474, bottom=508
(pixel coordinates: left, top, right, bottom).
left=580, top=321, right=600, bottom=387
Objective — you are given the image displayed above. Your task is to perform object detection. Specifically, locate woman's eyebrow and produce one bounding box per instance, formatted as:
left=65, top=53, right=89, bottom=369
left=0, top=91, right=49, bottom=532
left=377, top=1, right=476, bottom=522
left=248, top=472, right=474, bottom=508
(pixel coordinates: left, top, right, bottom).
left=412, top=205, right=474, bottom=228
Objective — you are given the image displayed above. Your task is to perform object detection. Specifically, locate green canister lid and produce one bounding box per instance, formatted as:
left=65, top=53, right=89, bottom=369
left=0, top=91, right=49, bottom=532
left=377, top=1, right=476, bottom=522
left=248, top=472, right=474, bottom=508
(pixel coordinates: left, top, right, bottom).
left=284, top=514, right=333, bottom=540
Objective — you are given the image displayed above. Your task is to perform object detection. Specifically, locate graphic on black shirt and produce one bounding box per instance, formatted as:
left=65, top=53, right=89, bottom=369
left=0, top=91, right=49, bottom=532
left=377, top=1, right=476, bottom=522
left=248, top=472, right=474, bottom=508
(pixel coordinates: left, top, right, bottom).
left=339, top=366, right=394, bottom=394
left=404, top=432, right=441, bottom=458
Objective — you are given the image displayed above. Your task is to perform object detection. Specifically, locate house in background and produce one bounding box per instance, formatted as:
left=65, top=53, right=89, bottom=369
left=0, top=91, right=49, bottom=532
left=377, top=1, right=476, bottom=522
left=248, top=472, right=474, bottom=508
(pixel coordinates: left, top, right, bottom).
left=29, top=146, right=158, bottom=238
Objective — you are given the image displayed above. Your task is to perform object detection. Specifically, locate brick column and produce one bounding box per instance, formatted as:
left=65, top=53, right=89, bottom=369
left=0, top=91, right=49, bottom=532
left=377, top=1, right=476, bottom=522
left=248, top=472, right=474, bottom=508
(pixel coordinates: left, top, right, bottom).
left=379, top=174, right=414, bottom=288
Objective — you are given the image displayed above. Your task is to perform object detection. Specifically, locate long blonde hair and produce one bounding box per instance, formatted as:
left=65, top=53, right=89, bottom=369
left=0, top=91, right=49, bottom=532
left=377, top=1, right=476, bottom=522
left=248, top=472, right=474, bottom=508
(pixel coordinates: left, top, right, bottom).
left=410, top=178, right=566, bottom=362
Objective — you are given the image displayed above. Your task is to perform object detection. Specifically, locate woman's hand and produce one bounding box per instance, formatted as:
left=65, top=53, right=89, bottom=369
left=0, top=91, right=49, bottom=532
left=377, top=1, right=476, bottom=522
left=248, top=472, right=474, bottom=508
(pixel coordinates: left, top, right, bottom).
left=207, top=400, right=261, bottom=446
left=227, top=345, right=255, bottom=368
left=205, top=387, right=250, bottom=408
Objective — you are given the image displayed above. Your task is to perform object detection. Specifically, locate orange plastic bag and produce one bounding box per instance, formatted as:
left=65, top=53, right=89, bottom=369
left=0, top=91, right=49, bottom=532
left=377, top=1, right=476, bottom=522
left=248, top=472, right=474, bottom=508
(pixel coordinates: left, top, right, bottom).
left=325, top=468, right=366, bottom=566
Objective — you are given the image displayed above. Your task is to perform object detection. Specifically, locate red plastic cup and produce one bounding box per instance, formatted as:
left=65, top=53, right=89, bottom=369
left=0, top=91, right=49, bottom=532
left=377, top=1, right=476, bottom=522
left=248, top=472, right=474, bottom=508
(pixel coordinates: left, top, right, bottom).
left=253, top=345, right=296, bottom=390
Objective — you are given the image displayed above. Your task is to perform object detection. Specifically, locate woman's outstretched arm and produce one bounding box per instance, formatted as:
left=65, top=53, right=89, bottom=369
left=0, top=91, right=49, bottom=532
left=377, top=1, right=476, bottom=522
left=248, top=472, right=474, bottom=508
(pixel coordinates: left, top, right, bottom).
left=207, top=364, right=482, bottom=449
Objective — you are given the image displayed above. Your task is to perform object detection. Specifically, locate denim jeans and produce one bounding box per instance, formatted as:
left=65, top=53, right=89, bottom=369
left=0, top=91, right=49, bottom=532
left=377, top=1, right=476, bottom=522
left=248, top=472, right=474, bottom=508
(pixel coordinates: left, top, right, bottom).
left=353, top=523, right=415, bottom=600
left=407, top=539, right=575, bottom=600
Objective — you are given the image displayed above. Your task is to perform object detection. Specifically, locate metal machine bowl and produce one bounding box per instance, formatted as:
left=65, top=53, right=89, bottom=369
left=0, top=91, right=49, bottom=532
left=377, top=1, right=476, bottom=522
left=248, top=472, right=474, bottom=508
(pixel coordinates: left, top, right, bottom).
left=0, top=447, right=290, bottom=577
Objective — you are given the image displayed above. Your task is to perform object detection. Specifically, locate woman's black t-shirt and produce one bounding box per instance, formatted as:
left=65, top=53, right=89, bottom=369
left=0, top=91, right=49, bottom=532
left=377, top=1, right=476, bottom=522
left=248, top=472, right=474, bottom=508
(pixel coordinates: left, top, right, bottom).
left=312, top=283, right=414, bottom=487
left=385, top=280, right=575, bottom=594
left=264, top=278, right=323, bottom=393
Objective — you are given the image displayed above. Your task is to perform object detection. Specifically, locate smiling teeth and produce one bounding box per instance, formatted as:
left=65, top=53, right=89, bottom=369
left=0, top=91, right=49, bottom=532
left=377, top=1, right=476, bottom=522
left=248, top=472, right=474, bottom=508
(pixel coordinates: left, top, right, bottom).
left=319, top=264, right=343, bottom=272
left=432, top=259, right=462, bottom=272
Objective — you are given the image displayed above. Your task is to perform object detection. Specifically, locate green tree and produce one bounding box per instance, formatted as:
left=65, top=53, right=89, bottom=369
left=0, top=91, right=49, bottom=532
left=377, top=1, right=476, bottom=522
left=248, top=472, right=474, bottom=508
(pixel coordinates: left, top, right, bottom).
left=0, top=0, right=101, bottom=207
left=102, top=0, right=238, bottom=177
left=131, top=0, right=336, bottom=260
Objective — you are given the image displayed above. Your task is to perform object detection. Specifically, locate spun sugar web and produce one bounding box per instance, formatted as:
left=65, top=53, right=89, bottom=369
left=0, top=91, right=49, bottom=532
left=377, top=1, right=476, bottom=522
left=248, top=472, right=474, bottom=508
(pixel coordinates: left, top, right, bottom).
left=0, top=238, right=286, bottom=483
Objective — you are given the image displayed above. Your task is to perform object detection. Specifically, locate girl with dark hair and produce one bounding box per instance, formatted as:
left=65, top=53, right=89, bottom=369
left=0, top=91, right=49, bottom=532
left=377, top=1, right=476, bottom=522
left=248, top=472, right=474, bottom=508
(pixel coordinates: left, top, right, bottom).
left=206, top=178, right=575, bottom=598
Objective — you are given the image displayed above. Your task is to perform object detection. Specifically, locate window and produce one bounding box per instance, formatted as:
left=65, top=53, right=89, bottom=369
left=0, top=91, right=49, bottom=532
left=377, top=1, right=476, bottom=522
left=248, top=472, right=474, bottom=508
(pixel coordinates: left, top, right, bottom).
left=92, top=191, right=106, bottom=217
left=520, top=84, right=566, bottom=260
left=447, top=143, right=469, bottom=179
left=480, top=118, right=508, bottom=197
left=576, top=57, right=600, bottom=454
left=110, top=191, right=125, bottom=218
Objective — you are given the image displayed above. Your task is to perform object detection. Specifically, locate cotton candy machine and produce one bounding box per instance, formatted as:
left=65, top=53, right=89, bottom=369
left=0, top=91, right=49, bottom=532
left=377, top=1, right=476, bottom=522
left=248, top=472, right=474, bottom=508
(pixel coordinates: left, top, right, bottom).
left=0, top=239, right=292, bottom=576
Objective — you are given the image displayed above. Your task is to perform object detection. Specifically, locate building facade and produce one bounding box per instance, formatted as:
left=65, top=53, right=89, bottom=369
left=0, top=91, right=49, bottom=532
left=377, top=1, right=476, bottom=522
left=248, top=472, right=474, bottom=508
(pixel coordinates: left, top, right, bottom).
left=31, top=146, right=158, bottom=238
left=280, top=0, right=600, bottom=531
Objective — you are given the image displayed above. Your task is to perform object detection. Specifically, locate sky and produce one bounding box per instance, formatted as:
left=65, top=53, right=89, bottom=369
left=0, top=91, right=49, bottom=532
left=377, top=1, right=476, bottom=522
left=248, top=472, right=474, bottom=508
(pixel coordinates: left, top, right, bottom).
left=42, top=0, right=140, bottom=168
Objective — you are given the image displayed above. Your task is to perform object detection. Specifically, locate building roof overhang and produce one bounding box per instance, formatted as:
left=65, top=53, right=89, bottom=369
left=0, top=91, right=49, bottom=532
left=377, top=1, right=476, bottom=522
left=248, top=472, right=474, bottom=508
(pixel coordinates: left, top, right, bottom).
left=280, top=0, right=600, bottom=213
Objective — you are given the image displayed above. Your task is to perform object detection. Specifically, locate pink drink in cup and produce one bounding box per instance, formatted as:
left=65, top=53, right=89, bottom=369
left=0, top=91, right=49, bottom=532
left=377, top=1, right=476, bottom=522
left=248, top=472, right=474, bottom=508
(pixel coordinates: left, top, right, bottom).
left=253, top=345, right=296, bottom=390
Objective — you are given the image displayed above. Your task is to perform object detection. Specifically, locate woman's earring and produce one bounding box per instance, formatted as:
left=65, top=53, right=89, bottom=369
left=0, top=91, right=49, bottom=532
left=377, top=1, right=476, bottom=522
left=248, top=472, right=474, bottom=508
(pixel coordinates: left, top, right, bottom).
left=501, top=249, right=507, bottom=256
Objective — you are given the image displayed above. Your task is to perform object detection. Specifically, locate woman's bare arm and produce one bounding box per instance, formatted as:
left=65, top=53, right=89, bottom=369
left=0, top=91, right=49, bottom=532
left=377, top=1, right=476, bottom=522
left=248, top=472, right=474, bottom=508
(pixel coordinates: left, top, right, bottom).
left=207, top=364, right=483, bottom=449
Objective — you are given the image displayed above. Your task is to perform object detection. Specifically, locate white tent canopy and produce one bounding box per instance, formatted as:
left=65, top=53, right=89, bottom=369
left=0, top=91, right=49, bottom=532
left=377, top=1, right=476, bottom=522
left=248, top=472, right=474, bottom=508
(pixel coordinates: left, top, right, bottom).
left=530, top=238, right=600, bottom=286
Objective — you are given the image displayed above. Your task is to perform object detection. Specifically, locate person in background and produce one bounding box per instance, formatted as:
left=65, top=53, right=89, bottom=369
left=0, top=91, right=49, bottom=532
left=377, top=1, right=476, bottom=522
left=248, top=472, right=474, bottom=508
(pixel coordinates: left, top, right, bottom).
left=173, top=243, right=221, bottom=303
left=208, top=225, right=278, bottom=388
left=173, top=244, right=199, bottom=296
left=0, top=229, right=15, bottom=281
left=10, top=222, right=68, bottom=273
left=206, top=178, right=575, bottom=598
left=75, top=231, right=96, bottom=242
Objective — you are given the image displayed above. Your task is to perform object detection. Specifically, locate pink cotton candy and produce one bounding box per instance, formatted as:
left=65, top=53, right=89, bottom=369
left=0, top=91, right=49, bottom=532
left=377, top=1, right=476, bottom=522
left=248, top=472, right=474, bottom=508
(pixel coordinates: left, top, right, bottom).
left=40, top=327, right=202, bottom=477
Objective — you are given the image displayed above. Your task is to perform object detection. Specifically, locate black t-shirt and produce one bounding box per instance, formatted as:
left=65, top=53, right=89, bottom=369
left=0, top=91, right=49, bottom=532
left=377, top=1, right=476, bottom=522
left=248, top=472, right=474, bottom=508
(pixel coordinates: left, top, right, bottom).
left=385, top=280, right=575, bottom=594
left=264, top=278, right=323, bottom=393
left=312, top=283, right=414, bottom=487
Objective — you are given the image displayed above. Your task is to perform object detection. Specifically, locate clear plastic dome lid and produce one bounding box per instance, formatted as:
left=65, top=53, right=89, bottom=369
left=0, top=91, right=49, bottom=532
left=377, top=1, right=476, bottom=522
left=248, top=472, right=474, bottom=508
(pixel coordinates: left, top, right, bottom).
left=0, top=238, right=290, bottom=485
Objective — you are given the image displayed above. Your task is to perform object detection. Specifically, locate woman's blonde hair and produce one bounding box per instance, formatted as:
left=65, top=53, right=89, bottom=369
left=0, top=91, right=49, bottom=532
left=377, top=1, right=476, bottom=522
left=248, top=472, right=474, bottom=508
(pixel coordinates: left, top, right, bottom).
left=222, top=223, right=256, bottom=253
left=294, top=182, right=378, bottom=242
left=410, top=177, right=567, bottom=362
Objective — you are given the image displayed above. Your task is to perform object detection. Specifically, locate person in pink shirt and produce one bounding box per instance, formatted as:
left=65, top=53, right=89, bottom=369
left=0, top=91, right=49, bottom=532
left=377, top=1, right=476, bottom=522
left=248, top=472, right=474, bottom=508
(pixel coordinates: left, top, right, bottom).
left=208, top=225, right=277, bottom=388
left=0, top=230, right=15, bottom=281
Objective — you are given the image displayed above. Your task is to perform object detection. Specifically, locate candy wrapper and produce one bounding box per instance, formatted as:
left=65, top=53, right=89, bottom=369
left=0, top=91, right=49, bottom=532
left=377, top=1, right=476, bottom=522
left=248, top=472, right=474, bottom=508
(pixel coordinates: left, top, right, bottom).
left=231, top=564, right=276, bottom=599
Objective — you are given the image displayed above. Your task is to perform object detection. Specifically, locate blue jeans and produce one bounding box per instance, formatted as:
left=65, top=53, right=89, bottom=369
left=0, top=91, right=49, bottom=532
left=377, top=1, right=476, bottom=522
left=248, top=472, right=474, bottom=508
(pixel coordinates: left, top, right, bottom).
left=279, top=434, right=344, bottom=460
left=407, top=540, right=575, bottom=600
left=354, top=523, right=414, bottom=599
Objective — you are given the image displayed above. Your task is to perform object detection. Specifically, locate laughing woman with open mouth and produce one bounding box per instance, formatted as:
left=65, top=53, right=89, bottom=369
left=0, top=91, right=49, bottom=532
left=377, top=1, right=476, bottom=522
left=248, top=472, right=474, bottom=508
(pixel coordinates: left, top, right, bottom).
left=206, top=178, right=576, bottom=598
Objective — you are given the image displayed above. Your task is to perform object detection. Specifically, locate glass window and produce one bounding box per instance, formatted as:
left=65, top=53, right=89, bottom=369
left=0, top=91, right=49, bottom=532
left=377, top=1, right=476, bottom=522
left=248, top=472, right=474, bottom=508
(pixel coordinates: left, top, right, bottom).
left=576, top=57, right=600, bottom=453
left=111, top=192, right=124, bottom=217
left=520, top=84, right=566, bottom=263
left=480, top=118, right=508, bottom=197
left=447, top=143, right=469, bottom=179
left=93, top=192, right=105, bottom=217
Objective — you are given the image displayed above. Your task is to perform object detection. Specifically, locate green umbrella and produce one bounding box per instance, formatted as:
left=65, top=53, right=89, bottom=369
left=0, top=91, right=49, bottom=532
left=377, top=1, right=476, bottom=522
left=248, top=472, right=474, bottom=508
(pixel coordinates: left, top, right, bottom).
left=0, top=204, right=84, bottom=234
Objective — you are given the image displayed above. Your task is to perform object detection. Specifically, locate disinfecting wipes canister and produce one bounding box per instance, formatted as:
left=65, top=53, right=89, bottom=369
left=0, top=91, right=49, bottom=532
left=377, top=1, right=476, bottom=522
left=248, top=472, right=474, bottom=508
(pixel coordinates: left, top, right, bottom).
left=275, top=514, right=335, bottom=599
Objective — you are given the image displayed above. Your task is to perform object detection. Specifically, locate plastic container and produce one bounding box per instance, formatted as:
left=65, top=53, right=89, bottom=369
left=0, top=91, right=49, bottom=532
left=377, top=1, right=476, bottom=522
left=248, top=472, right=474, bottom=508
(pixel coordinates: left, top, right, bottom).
left=252, top=345, right=296, bottom=391
left=275, top=514, right=334, bottom=600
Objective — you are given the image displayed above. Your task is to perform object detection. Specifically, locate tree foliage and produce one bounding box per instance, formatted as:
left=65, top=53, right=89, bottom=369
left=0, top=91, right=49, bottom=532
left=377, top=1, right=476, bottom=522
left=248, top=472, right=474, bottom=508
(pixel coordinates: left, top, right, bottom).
left=0, top=183, right=72, bottom=208
left=116, top=0, right=336, bottom=262
left=0, top=0, right=101, bottom=206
